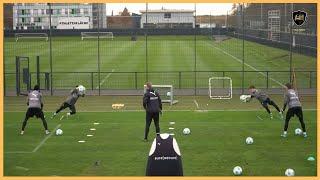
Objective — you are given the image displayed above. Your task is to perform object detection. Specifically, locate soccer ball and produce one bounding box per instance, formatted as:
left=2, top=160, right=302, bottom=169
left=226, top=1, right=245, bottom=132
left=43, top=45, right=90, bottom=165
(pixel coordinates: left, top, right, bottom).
left=183, top=128, right=191, bottom=135
left=285, top=168, right=295, bottom=176
left=295, top=128, right=302, bottom=135
left=233, top=166, right=242, bottom=176
left=166, top=92, right=171, bottom=97
left=240, top=95, right=250, bottom=103
left=246, top=137, right=254, bottom=145
left=77, top=85, right=86, bottom=95
left=55, top=129, right=63, bottom=136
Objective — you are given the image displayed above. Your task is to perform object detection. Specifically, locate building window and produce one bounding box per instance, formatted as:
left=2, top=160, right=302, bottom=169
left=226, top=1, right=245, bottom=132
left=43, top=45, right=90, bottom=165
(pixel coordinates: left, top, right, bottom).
left=71, top=9, right=76, bottom=14
left=21, top=18, right=25, bottom=23
left=164, top=13, right=171, bottom=18
left=34, top=17, right=41, bottom=22
left=21, top=9, right=25, bottom=15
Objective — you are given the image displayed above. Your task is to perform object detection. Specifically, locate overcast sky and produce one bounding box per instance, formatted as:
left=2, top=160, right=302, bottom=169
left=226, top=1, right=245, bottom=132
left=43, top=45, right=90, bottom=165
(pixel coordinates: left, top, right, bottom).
left=106, top=3, right=233, bottom=16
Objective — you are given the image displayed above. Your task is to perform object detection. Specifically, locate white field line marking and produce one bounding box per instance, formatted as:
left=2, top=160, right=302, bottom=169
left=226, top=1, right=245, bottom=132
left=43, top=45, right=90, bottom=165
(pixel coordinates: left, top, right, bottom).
left=32, top=124, right=61, bottom=153
left=256, top=115, right=264, bottom=121
left=15, top=166, right=29, bottom=171
left=96, top=69, right=115, bottom=89
left=5, top=109, right=317, bottom=113
left=59, top=115, right=64, bottom=121
left=193, top=99, right=200, bottom=109
left=206, top=42, right=285, bottom=88
left=4, top=151, right=33, bottom=154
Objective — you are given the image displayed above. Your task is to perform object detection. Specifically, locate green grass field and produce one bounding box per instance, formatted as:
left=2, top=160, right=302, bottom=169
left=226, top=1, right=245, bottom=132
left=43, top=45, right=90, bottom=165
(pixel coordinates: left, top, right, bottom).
left=4, top=35, right=316, bottom=91
left=4, top=95, right=317, bottom=176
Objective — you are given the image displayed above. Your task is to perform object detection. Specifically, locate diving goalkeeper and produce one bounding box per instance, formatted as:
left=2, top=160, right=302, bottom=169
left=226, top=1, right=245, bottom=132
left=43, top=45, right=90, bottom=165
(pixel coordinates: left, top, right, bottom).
left=52, top=85, right=85, bottom=117
left=248, top=85, right=283, bottom=119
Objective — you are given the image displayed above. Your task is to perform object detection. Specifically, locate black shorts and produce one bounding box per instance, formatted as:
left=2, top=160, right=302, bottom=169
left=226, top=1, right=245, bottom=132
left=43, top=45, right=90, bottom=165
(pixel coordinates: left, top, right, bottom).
left=261, top=98, right=271, bottom=106
left=26, top=107, right=44, bottom=119
left=62, top=102, right=76, bottom=113
left=286, top=106, right=303, bottom=119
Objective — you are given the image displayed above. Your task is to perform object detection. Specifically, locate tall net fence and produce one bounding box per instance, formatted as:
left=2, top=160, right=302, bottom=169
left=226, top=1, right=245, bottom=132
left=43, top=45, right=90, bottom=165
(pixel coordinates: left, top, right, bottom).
left=3, top=3, right=317, bottom=96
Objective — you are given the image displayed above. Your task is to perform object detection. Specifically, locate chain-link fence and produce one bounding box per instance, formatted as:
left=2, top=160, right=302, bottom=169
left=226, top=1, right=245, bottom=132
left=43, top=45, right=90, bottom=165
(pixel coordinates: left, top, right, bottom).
left=3, top=3, right=317, bottom=96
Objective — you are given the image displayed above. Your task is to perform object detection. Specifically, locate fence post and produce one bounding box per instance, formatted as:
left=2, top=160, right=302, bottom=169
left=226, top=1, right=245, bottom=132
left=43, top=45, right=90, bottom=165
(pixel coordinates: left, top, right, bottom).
left=91, top=72, right=94, bottom=90
left=266, top=71, right=269, bottom=89
left=309, top=71, right=312, bottom=88
left=135, top=72, right=138, bottom=89
left=179, top=72, right=181, bottom=89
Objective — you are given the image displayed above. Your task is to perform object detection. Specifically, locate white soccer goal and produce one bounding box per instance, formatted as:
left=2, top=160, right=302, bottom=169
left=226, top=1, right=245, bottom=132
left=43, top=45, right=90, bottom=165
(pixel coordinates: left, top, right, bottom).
left=143, top=85, right=178, bottom=105
left=81, top=32, right=114, bottom=40
left=15, top=33, right=48, bottom=42
left=209, top=77, right=232, bottom=99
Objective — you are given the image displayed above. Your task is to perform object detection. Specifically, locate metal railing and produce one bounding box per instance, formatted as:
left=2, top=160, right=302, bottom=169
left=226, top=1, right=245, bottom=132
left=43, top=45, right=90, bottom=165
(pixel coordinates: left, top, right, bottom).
left=4, top=70, right=316, bottom=96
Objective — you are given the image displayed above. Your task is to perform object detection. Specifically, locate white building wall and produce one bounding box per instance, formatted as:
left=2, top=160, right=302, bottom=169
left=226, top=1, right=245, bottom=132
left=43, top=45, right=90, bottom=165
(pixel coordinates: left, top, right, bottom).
left=141, top=12, right=194, bottom=28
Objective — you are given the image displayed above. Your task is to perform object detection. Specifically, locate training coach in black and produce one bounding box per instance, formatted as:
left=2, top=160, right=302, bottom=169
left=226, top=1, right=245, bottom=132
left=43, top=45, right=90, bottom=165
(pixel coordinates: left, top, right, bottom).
left=143, top=82, right=162, bottom=142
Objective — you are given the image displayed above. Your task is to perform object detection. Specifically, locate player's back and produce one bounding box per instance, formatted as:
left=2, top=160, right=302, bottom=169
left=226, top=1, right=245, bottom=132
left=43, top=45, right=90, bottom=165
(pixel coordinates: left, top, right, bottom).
left=286, top=89, right=301, bottom=108
left=28, top=90, right=42, bottom=109
left=146, top=134, right=183, bottom=176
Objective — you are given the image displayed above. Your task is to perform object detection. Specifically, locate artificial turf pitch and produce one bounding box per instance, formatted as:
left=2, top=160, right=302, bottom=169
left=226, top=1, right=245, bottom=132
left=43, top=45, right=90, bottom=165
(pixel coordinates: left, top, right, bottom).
left=4, top=96, right=317, bottom=176
left=4, top=36, right=316, bottom=90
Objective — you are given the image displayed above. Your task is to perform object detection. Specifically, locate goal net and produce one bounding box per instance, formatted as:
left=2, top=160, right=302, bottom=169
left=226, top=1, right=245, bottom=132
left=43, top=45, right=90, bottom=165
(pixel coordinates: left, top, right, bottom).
left=15, top=33, right=48, bottom=42
left=81, top=32, right=114, bottom=40
left=209, top=77, right=232, bottom=99
left=143, top=85, right=178, bottom=105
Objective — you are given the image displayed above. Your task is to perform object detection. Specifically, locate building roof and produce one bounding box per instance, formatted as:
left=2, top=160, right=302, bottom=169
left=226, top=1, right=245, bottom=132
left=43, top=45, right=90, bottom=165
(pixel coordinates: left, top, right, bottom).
left=140, top=9, right=195, bottom=13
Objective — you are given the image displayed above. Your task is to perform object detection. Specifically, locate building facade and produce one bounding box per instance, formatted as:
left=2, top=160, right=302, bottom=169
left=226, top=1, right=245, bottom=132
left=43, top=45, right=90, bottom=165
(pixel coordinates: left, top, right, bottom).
left=12, top=3, right=106, bottom=30
left=140, top=9, right=195, bottom=28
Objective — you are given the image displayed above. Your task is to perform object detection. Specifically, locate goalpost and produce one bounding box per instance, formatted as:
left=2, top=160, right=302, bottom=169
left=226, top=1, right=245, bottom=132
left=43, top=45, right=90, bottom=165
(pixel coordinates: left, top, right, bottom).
left=143, top=85, right=178, bottom=105
left=81, top=32, right=114, bottom=40
left=209, top=77, right=232, bottom=99
left=15, top=33, right=48, bottom=42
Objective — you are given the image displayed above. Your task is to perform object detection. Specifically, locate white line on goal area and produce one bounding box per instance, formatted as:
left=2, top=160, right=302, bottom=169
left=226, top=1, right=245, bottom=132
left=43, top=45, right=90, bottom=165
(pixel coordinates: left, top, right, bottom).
left=206, top=42, right=285, bottom=88
left=5, top=124, right=61, bottom=154
left=32, top=124, right=62, bottom=153
left=96, top=69, right=115, bottom=89
left=193, top=100, right=200, bottom=109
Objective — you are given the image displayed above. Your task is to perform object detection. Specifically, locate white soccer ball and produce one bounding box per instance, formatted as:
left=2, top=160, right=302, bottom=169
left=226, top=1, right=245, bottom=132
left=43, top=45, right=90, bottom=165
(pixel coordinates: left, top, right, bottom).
left=77, top=85, right=86, bottom=95
left=55, top=129, right=63, bottom=136
left=233, top=166, right=242, bottom=176
left=285, top=168, right=295, bottom=176
left=166, top=92, right=171, bottom=97
left=183, top=128, right=191, bottom=135
left=240, top=95, right=249, bottom=102
left=295, top=128, right=302, bottom=135
left=246, top=137, right=254, bottom=145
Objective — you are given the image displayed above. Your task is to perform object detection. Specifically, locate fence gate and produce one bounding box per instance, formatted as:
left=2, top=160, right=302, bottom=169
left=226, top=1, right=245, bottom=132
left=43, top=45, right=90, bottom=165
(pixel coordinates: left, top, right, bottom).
left=15, top=56, right=30, bottom=95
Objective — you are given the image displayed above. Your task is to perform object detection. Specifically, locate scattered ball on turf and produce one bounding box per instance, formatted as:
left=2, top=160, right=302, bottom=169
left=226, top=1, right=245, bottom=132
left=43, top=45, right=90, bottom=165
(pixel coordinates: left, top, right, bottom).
left=55, top=129, right=63, bottom=136
left=166, top=92, right=171, bottom=97
left=295, top=128, right=302, bottom=135
left=233, top=166, right=242, bottom=176
left=246, top=137, right=254, bottom=145
left=183, top=128, right=191, bottom=135
left=285, top=168, right=295, bottom=176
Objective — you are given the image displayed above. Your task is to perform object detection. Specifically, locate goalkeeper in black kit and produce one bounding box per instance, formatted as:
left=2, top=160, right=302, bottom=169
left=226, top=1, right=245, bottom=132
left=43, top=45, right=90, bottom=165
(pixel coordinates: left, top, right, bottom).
left=248, top=85, right=283, bottom=119
left=52, top=85, right=85, bottom=118
left=281, top=83, right=307, bottom=138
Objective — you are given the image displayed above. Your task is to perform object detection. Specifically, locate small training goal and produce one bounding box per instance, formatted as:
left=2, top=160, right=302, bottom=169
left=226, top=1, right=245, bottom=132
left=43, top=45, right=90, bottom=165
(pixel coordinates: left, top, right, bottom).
left=143, top=84, right=178, bottom=105
left=15, top=33, right=48, bottom=42
left=209, top=77, right=232, bottom=99
left=81, top=32, right=114, bottom=40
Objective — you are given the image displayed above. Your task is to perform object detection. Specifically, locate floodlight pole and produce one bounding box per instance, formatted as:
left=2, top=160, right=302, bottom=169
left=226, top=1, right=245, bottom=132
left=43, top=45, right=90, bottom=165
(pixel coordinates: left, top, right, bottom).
left=241, top=3, right=245, bottom=94
left=289, top=3, right=293, bottom=83
left=48, top=3, right=53, bottom=95
left=98, top=4, right=101, bottom=95
left=194, top=3, right=197, bottom=96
